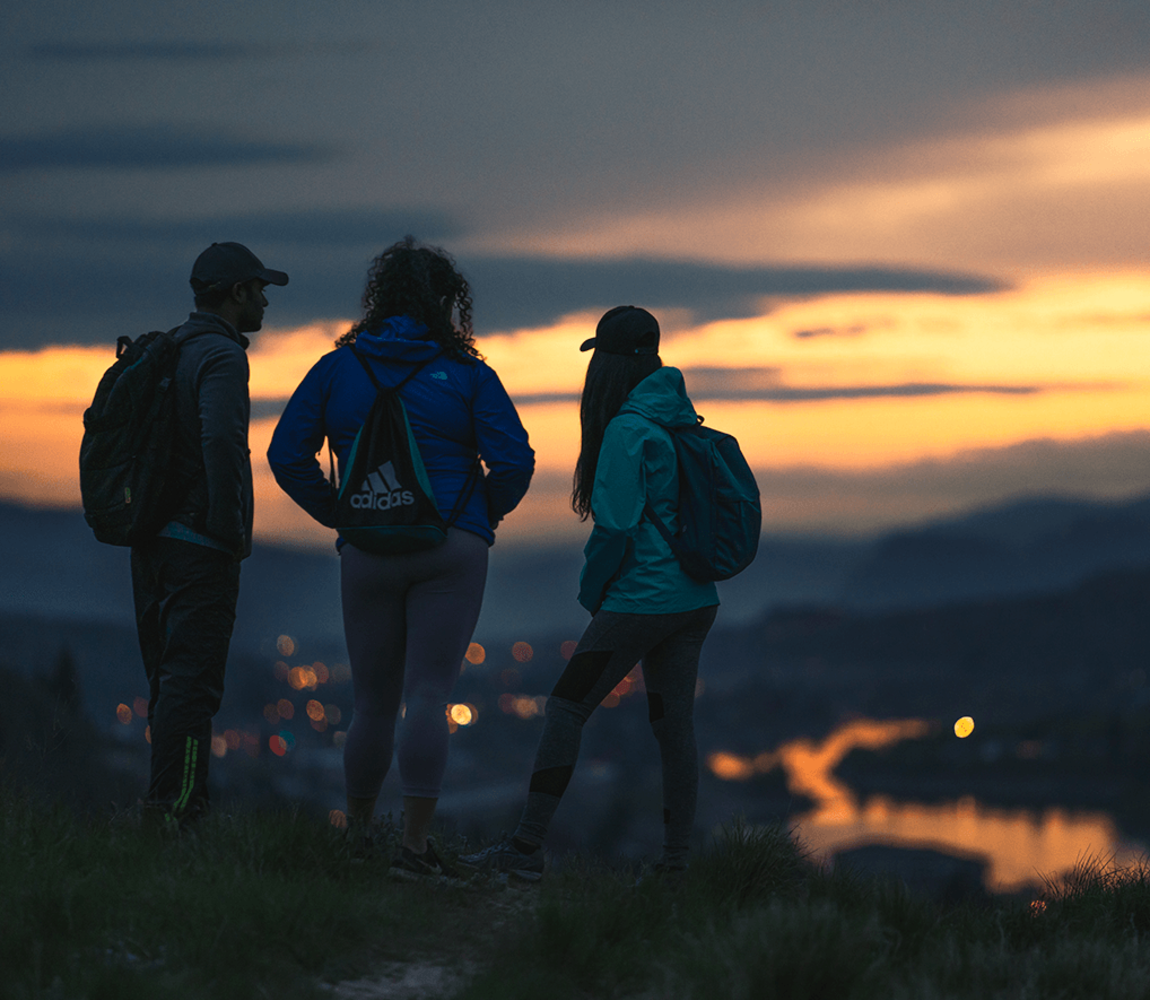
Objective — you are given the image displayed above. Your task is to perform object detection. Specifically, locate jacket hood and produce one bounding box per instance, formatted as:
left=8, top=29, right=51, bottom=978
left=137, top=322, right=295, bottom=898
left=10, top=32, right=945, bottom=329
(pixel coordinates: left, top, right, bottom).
left=181, top=311, right=249, bottom=349
left=352, top=315, right=441, bottom=363
left=617, top=366, right=699, bottom=429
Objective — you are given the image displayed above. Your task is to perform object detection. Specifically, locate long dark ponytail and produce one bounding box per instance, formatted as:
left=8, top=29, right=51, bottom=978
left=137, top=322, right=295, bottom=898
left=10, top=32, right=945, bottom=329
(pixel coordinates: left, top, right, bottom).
left=572, top=351, right=663, bottom=520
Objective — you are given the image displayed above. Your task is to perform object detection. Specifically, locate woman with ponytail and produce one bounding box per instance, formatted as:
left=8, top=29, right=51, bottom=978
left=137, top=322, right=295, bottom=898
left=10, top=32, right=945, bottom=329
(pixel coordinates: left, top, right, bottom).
left=462, top=306, right=718, bottom=881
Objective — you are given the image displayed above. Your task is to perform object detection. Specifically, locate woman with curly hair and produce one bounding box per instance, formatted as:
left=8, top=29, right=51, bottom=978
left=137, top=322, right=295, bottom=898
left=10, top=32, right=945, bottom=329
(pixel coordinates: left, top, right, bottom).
left=268, top=237, right=534, bottom=877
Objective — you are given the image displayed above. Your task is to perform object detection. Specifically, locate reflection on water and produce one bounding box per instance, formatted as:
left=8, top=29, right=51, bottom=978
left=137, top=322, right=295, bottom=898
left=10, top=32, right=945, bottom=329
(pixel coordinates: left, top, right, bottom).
left=708, top=718, right=1146, bottom=892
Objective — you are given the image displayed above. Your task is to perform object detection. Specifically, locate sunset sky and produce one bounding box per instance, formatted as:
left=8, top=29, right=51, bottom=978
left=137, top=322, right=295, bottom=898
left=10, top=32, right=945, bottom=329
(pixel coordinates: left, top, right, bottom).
left=3, top=1, right=1150, bottom=551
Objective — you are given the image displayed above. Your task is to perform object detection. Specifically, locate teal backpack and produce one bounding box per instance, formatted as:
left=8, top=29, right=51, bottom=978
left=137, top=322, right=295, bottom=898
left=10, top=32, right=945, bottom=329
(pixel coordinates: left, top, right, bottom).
left=643, top=419, right=761, bottom=581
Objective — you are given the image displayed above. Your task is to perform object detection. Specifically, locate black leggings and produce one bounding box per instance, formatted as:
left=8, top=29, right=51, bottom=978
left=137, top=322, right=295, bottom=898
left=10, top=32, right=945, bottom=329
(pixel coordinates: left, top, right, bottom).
left=340, top=528, right=488, bottom=800
left=514, top=604, right=717, bottom=863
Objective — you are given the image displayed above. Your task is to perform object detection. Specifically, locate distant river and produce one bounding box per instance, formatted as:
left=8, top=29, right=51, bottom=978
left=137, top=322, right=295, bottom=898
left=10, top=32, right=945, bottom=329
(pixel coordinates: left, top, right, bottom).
left=707, top=718, right=1146, bottom=892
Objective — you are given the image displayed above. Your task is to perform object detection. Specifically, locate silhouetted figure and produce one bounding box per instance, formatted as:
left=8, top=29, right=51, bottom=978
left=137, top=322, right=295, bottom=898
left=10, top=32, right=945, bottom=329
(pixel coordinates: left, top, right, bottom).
left=463, top=307, right=719, bottom=880
left=268, top=237, right=533, bottom=876
left=131, top=243, right=288, bottom=829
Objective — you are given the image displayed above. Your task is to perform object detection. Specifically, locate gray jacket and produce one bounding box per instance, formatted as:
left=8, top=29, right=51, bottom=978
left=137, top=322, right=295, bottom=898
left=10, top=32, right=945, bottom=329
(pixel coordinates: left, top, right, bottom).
left=168, top=312, right=254, bottom=559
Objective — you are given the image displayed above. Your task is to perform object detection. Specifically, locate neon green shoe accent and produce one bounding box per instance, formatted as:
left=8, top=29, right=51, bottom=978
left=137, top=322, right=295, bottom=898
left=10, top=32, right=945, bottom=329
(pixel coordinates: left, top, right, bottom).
left=172, top=735, right=199, bottom=815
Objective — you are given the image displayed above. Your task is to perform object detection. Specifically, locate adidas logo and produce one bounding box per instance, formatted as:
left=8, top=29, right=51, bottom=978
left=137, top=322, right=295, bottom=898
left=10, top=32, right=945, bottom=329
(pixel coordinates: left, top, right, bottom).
left=350, top=461, right=416, bottom=510
left=430, top=371, right=447, bottom=380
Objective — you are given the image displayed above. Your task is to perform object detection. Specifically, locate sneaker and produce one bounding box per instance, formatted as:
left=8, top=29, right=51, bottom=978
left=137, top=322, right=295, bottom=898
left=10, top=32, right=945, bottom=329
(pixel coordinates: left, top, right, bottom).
left=459, top=837, right=544, bottom=882
left=389, top=842, right=464, bottom=884
left=632, top=860, right=688, bottom=889
left=343, top=816, right=397, bottom=863
left=141, top=801, right=201, bottom=839
left=345, top=823, right=375, bottom=863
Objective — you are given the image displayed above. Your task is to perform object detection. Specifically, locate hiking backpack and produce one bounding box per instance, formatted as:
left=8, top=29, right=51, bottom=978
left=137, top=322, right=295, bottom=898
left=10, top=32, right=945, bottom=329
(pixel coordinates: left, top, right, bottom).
left=643, top=418, right=761, bottom=581
left=332, top=349, right=478, bottom=554
left=79, top=328, right=206, bottom=546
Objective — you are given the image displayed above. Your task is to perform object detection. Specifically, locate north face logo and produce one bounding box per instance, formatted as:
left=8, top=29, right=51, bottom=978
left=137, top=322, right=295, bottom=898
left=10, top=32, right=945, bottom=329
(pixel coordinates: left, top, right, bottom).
left=350, top=461, right=415, bottom=510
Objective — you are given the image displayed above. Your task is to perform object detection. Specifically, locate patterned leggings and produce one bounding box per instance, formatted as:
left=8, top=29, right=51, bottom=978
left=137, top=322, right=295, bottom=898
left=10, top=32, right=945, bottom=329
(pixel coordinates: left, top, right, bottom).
left=514, top=604, right=717, bottom=864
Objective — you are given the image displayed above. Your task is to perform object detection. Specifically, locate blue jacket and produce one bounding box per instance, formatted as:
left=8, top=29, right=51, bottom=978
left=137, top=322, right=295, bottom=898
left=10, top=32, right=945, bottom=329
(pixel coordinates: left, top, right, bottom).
left=267, top=316, right=534, bottom=546
left=578, top=367, right=720, bottom=614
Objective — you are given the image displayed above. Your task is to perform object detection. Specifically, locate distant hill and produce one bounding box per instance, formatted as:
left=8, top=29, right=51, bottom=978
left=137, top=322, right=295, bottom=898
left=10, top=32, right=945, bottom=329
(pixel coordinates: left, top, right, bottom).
left=4, top=490, right=1150, bottom=668
left=706, top=561, right=1150, bottom=736
left=838, top=494, right=1150, bottom=610
left=0, top=500, right=868, bottom=646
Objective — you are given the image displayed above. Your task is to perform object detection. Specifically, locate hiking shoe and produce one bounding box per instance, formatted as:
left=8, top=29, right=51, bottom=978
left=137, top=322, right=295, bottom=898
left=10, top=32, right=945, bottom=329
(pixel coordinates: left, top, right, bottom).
left=633, top=860, right=688, bottom=889
left=345, top=823, right=375, bottom=863
left=459, top=837, right=544, bottom=882
left=389, top=843, right=464, bottom=884
left=343, top=816, right=397, bottom=863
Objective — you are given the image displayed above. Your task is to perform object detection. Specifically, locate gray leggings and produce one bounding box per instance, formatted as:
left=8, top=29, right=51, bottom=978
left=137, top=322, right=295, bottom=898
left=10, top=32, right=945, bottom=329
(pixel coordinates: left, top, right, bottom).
left=514, top=604, right=717, bottom=863
left=340, top=529, right=488, bottom=800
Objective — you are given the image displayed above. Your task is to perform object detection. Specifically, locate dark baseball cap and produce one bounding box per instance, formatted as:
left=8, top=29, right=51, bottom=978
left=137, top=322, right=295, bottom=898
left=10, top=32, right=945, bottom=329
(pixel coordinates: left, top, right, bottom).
left=190, top=242, right=289, bottom=291
left=580, top=305, right=660, bottom=355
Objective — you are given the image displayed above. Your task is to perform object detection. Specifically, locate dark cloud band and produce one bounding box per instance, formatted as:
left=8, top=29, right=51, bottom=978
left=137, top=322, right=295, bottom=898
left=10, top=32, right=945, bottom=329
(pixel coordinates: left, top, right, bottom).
left=19, top=209, right=464, bottom=248
left=250, top=376, right=1110, bottom=417
left=26, top=40, right=375, bottom=61
left=0, top=126, right=330, bottom=172
left=27, top=41, right=278, bottom=60
left=0, top=210, right=1007, bottom=348
left=500, top=381, right=1098, bottom=408
left=465, top=257, right=1004, bottom=330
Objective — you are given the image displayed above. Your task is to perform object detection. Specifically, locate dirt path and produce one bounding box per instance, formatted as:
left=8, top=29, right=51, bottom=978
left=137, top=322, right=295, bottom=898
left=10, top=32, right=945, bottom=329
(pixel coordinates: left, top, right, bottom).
left=324, top=960, right=477, bottom=999
left=320, top=881, right=540, bottom=999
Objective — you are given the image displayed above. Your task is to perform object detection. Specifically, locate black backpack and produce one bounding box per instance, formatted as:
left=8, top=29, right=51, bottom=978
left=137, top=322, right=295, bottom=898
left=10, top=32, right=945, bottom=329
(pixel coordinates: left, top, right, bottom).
left=332, top=349, right=478, bottom=554
left=643, top=419, right=761, bottom=581
left=79, top=328, right=207, bottom=546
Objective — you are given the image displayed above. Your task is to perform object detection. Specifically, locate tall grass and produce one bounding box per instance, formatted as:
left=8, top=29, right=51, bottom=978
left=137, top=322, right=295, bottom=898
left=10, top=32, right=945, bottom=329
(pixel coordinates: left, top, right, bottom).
left=5, top=794, right=1150, bottom=1000
left=460, top=823, right=1150, bottom=1000
left=0, top=795, right=473, bottom=1000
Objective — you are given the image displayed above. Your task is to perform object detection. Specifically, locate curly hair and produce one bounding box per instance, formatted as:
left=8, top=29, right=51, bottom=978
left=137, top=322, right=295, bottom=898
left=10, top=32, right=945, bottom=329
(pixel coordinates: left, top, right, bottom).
left=334, top=236, right=481, bottom=360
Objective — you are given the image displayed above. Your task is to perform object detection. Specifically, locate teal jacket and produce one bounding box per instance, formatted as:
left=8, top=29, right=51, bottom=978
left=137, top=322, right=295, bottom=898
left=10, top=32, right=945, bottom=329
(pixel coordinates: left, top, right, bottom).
left=578, top=367, right=721, bottom=615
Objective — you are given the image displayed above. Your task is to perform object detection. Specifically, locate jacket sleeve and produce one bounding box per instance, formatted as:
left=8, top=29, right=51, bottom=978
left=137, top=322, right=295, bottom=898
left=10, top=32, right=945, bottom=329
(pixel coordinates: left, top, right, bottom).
left=197, top=344, right=251, bottom=552
left=577, top=418, right=646, bottom=613
left=472, top=364, right=535, bottom=527
left=266, top=359, right=338, bottom=527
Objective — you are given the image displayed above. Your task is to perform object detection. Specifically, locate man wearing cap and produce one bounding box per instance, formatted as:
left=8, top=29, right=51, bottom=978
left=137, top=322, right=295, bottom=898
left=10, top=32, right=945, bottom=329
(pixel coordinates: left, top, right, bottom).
left=131, top=242, right=288, bottom=829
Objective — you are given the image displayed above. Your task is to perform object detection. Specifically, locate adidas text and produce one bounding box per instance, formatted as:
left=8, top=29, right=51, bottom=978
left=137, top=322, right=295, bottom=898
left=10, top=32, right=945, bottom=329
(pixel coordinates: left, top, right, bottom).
left=350, top=488, right=415, bottom=510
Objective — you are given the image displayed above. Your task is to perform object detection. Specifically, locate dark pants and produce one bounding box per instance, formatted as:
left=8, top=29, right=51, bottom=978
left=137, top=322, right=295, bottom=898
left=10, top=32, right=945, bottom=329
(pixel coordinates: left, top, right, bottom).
left=131, top=537, right=240, bottom=822
left=514, top=604, right=718, bottom=864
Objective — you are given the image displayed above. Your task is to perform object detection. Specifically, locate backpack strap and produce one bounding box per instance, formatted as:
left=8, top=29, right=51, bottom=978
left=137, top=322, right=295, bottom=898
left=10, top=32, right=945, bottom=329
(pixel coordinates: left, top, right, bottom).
left=641, top=419, right=685, bottom=552
left=329, top=347, right=442, bottom=486
left=643, top=499, right=678, bottom=552
left=351, top=346, right=440, bottom=392
left=333, top=347, right=480, bottom=530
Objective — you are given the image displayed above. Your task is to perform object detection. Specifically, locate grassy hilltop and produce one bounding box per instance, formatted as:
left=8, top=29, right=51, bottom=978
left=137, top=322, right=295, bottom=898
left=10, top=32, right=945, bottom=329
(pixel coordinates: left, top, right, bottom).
left=5, top=800, right=1150, bottom=1000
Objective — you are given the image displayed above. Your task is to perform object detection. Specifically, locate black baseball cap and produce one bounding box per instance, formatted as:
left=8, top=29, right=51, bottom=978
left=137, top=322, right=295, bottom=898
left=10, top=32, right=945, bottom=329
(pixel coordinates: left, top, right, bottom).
left=580, top=305, right=660, bottom=355
left=190, top=242, right=289, bottom=291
